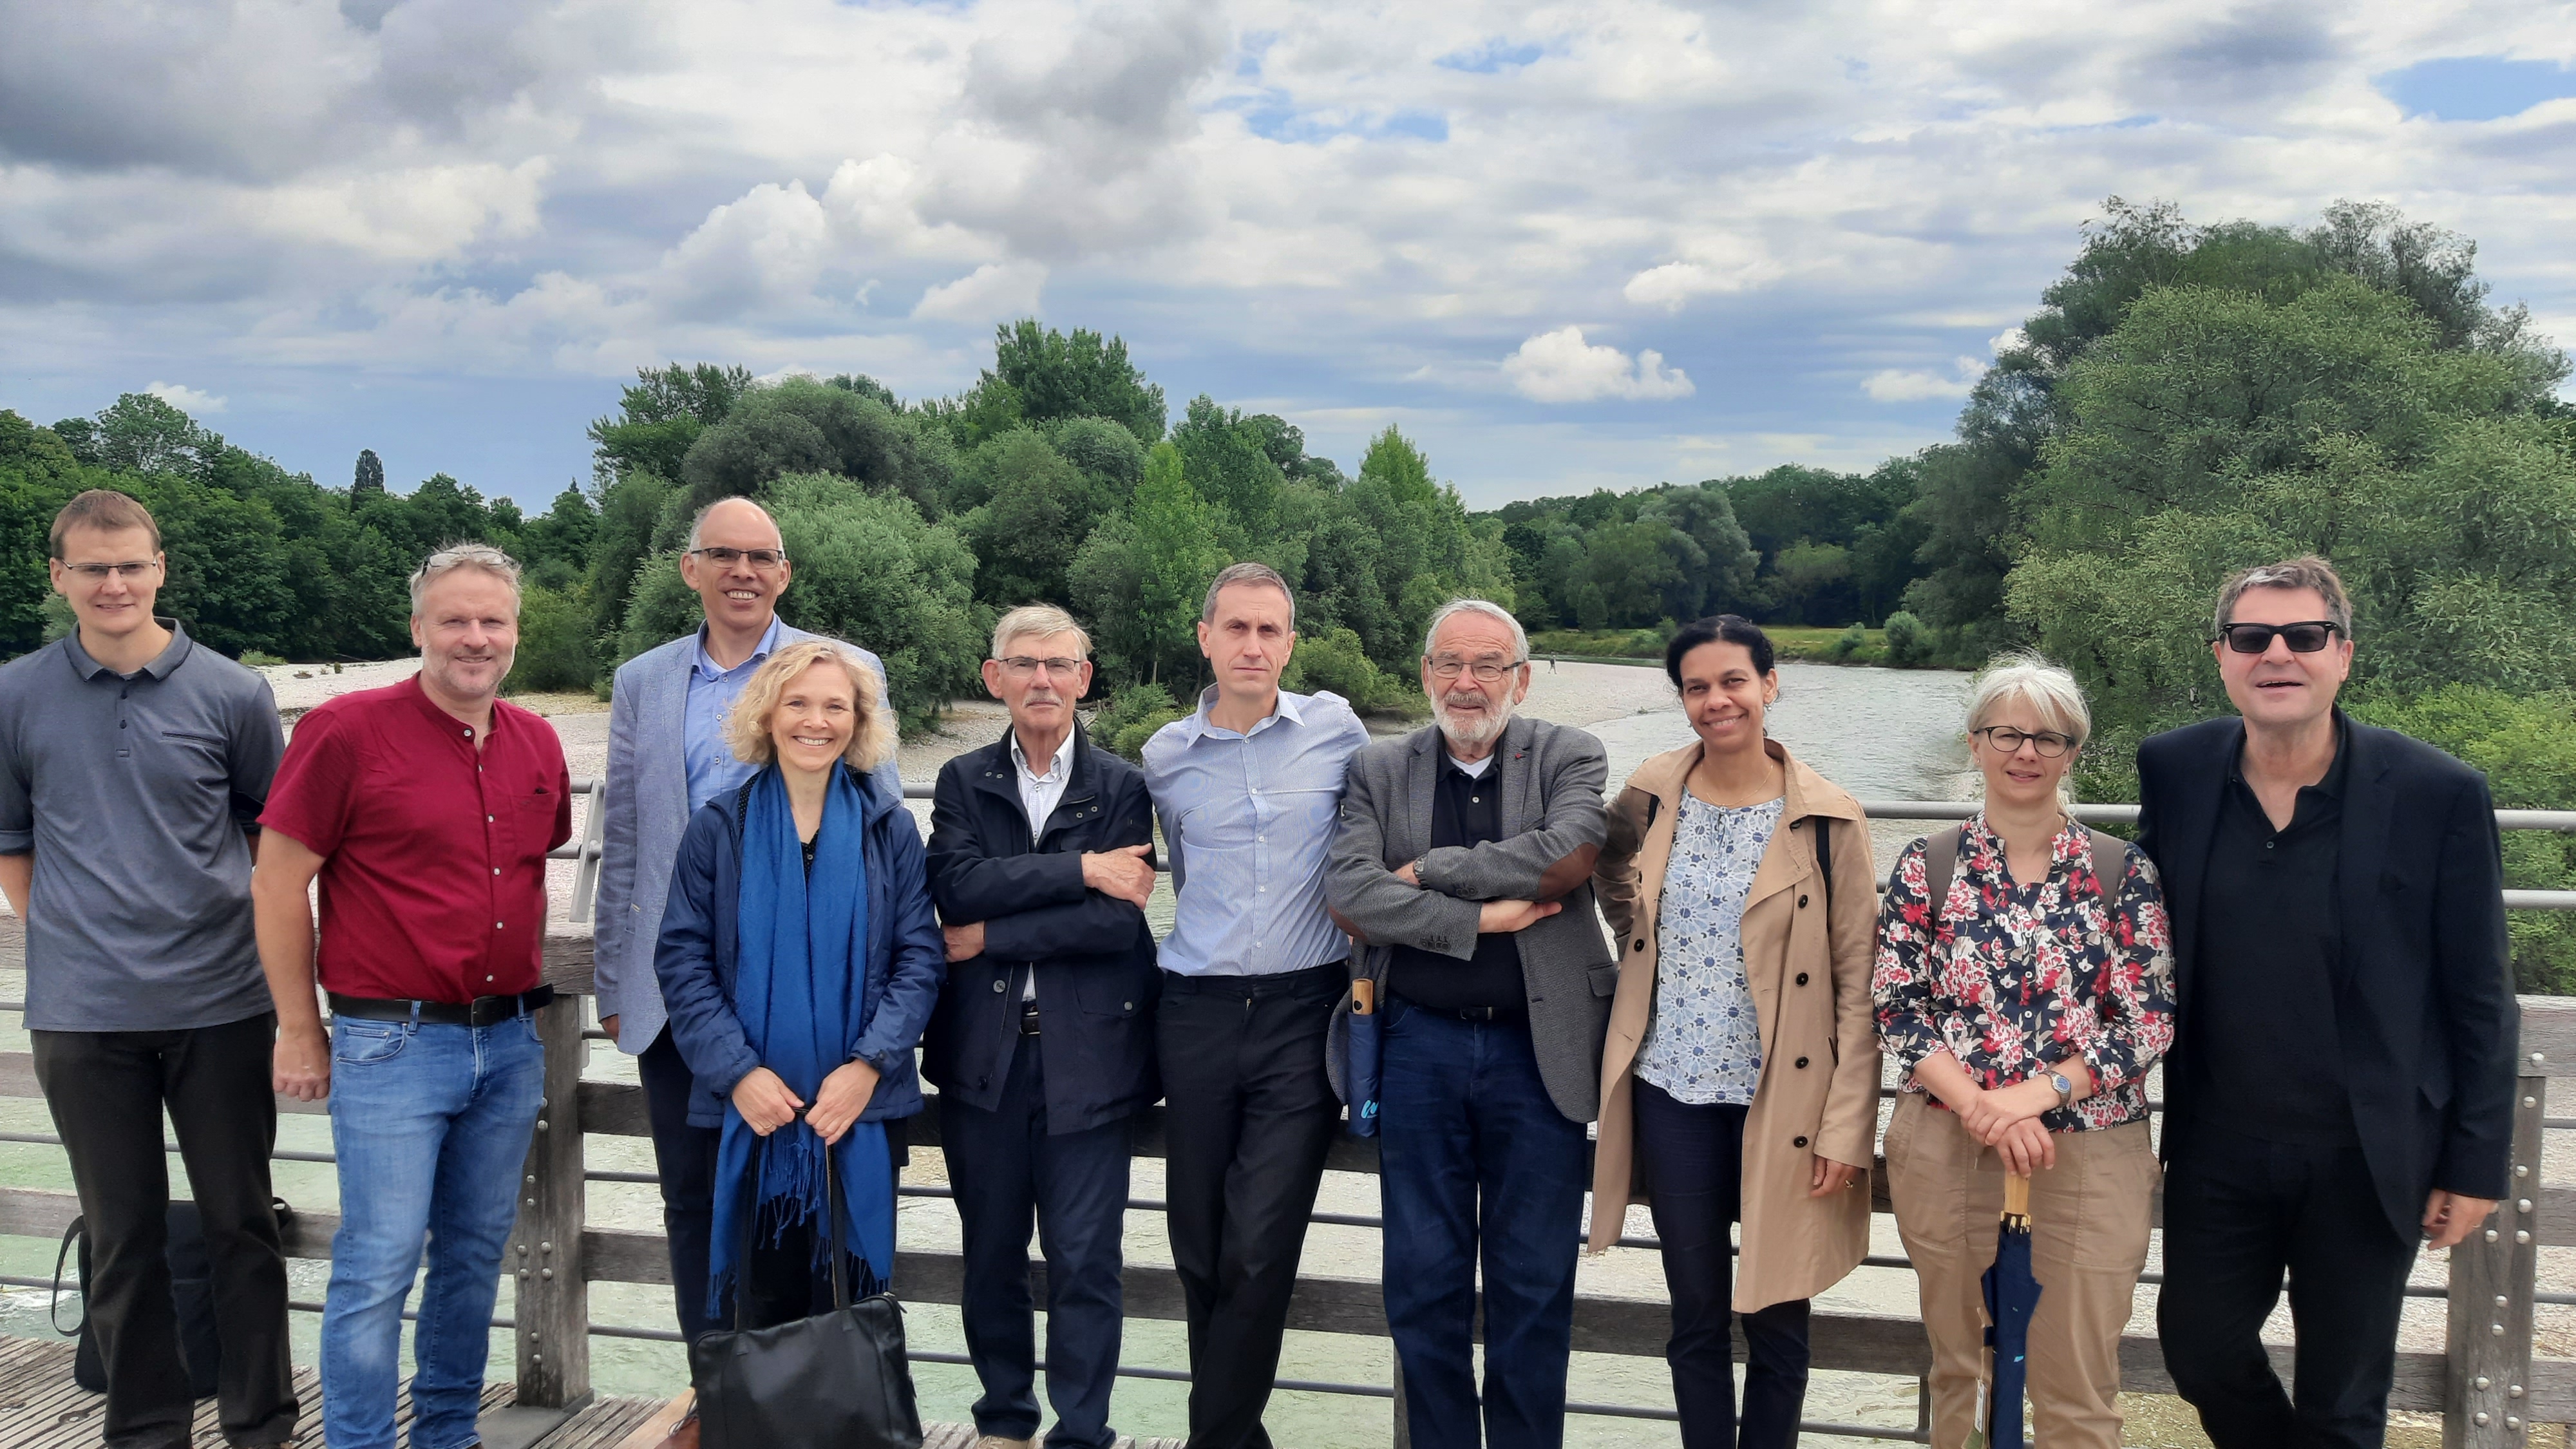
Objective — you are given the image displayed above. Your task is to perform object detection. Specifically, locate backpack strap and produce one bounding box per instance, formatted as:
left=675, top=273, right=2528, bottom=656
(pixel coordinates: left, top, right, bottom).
left=1923, top=826, right=1966, bottom=923
left=1811, top=815, right=1832, bottom=912
left=2085, top=827, right=2125, bottom=897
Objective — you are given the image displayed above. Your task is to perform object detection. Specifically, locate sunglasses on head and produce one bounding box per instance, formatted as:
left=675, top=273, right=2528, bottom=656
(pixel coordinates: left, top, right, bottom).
left=2217, top=621, right=2340, bottom=654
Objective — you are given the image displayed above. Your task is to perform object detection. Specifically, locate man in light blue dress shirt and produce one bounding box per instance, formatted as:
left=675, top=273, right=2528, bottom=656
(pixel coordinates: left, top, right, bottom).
left=590, top=497, right=900, bottom=1449
left=1141, top=562, right=1370, bottom=1449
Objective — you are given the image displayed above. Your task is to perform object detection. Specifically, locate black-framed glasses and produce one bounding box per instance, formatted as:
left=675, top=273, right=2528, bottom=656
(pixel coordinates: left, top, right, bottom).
left=687, top=546, right=788, bottom=569
left=1427, top=659, right=1521, bottom=683
left=1973, top=726, right=2074, bottom=758
left=2217, top=620, right=2340, bottom=654
left=997, top=656, right=1085, bottom=677
left=61, top=561, right=158, bottom=582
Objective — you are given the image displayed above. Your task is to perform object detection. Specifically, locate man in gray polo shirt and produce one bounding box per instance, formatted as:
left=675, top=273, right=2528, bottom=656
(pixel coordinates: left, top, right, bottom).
left=0, top=489, right=296, bottom=1449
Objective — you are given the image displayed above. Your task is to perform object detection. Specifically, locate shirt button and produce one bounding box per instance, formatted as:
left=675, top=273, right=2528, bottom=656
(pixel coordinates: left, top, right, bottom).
left=492, top=867, right=500, bottom=876
left=495, top=921, right=504, bottom=929
left=486, top=975, right=495, bottom=983
left=488, top=815, right=496, bottom=823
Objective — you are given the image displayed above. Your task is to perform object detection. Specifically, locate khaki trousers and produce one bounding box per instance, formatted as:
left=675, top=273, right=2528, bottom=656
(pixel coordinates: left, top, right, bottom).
left=1883, top=1092, right=2160, bottom=1449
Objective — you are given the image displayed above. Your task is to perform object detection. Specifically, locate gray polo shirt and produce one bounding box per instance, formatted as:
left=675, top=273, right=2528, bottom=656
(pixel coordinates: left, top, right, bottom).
left=0, top=623, right=284, bottom=1032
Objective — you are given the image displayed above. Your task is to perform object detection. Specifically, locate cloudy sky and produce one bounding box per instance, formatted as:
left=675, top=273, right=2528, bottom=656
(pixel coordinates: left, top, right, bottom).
left=3, top=1, right=2573, bottom=509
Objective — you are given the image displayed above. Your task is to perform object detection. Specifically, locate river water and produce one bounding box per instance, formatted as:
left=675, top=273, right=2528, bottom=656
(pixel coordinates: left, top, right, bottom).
left=0, top=661, right=1982, bottom=1445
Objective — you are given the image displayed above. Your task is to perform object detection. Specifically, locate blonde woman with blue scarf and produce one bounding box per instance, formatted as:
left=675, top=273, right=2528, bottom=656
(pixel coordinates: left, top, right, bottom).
left=655, top=640, right=943, bottom=1329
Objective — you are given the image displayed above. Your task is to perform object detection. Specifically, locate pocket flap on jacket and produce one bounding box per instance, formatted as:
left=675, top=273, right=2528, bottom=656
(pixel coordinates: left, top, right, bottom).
left=1587, top=963, right=1618, bottom=998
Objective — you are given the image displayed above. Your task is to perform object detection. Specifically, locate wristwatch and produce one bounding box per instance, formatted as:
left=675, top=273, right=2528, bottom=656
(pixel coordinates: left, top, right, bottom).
left=2047, top=1071, right=2075, bottom=1110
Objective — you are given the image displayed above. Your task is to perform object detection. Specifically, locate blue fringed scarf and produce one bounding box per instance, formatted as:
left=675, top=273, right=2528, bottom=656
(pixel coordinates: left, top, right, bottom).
left=707, top=764, right=894, bottom=1320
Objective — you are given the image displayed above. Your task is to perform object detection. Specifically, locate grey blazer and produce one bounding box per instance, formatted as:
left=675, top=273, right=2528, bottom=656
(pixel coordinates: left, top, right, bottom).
left=1325, top=714, right=1618, bottom=1122
left=591, top=623, right=900, bottom=1054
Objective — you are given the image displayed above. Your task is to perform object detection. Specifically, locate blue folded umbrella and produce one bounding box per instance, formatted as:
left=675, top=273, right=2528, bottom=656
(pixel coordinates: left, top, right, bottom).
left=1971, top=1173, right=2043, bottom=1449
left=1343, top=981, right=1382, bottom=1138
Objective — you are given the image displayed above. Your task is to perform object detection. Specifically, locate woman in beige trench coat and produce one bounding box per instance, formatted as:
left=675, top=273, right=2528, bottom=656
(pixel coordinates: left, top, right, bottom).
left=1587, top=614, right=1882, bottom=1448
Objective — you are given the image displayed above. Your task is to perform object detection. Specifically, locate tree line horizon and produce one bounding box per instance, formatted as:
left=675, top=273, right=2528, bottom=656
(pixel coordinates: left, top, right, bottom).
left=4, top=194, right=2573, bottom=986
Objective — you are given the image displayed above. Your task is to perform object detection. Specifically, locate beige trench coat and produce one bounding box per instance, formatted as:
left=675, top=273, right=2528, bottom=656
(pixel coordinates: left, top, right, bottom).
left=1586, top=737, right=1882, bottom=1312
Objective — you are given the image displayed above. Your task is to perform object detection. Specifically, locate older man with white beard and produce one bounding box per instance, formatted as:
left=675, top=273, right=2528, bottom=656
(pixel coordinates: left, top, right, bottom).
left=1325, top=598, right=1616, bottom=1449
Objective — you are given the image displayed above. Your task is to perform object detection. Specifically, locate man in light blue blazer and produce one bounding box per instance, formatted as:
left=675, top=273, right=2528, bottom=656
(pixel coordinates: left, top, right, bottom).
left=591, top=497, right=900, bottom=1385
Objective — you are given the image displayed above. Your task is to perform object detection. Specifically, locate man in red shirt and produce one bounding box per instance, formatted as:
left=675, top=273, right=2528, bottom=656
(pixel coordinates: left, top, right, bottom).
left=251, top=544, right=571, bottom=1449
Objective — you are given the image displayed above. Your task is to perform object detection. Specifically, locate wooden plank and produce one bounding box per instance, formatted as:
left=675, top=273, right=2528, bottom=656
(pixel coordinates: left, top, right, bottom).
left=2446, top=1072, right=2546, bottom=1446
left=509, top=994, right=592, bottom=1408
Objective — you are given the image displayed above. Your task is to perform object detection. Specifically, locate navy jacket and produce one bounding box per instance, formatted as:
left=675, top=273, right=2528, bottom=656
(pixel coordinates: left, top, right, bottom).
left=2137, top=712, right=2517, bottom=1238
left=923, top=724, right=1160, bottom=1134
left=654, top=763, right=945, bottom=1130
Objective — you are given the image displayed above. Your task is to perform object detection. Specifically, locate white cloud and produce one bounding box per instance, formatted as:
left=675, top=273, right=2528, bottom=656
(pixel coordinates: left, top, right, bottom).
left=912, top=261, right=1048, bottom=324
left=142, top=381, right=225, bottom=414
left=1502, top=327, right=1694, bottom=403
left=1861, top=356, right=1987, bottom=402
left=1624, top=236, right=1790, bottom=310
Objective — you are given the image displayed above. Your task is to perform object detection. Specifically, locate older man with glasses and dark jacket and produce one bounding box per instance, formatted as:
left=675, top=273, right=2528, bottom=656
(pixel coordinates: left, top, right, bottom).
left=2140, top=555, right=2516, bottom=1449
left=1325, top=597, right=1616, bottom=1449
left=925, top=605, right=1160, bottom=1449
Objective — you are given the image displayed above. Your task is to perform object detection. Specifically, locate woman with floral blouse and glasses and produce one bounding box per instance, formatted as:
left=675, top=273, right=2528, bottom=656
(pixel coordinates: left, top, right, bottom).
left=1872, top=654, right=2177, bottom=1449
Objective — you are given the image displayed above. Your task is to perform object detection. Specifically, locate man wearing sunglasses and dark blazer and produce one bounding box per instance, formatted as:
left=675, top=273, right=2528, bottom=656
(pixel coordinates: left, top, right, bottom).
left=591, top=497, right=898, bottom=1446
left=2136, top=554, right=2515, bottom=1449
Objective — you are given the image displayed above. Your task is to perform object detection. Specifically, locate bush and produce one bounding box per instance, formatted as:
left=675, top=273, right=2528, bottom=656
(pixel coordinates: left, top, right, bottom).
left=2347, top=686, right=2576, bottom=994
left=239, top=650, right=288, bottom=668
left=767, top=473, right=987, bottom=729
left=1088, top=681, right=1185, bottom=762
left=1282, top=626, right=1422, bottom=716
left=506, top=583, right=598, bottom=693
left=1824, top=622, right=1867, bottom=662
left=1881, top=610, right=1931, bottom=667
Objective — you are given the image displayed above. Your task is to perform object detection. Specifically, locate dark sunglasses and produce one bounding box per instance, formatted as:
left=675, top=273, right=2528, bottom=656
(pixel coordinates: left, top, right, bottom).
left=2217, top=621, right=2340, bottom=654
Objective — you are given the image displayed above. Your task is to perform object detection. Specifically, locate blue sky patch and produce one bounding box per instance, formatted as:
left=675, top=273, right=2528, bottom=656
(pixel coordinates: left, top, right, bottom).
left=1437, top=39, right=1543, bottom=73
left=2377, top=56, right=2576, bottom=121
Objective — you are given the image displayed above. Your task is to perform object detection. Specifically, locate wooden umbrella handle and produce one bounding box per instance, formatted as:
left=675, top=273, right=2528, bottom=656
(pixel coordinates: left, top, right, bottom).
left=2003, top=1170, right=2032, bottom=1218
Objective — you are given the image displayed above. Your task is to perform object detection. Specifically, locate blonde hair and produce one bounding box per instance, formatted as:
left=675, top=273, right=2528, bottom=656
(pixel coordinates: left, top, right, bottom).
left=410, top=543, right=522, bottom=615
left=1965, top=654, right=2092, bottom=809
left=991, top=603, right=1092, bottom=660
left=724, top=640, right=895, bottom=772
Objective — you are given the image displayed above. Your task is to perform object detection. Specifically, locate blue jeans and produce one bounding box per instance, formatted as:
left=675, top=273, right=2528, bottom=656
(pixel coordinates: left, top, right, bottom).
left=321, top=1015, right=546, bottom=1449
left=1378, top=1001, right=1590, bottom=1449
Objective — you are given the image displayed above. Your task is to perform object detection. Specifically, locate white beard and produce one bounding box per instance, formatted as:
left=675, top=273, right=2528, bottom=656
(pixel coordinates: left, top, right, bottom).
left=1434, top=690, right=1515, bottom=750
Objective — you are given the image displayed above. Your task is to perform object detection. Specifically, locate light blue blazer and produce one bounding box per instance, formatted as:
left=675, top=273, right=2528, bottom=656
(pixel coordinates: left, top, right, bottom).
left=591, top=623, right=902, bottom=1054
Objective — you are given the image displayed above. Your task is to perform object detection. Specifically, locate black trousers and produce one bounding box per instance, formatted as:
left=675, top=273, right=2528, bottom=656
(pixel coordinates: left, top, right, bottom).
left=638, top=1026, right=723, bottom=1341
left=1157, top=965, right=1345, bottom=1449
left=2157, top=1122, right=2420, bottom=1449
left=32, top=1012, right=297, bottom=1449
left=943, top=1034, right=1131, bottom=1449
left=1632, top=1082, right=1810, bottom=1449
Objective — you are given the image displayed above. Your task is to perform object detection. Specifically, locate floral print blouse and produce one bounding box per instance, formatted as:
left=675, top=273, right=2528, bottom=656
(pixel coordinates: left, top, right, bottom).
left=1871, top=814, right=2177, bottom=1132
left=1636, top=793, right=1783, bottom=1106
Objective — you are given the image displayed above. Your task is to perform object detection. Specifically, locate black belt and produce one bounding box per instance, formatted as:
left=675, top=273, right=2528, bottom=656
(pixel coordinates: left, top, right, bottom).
left=330, top=987, right=554, bottom=1028
left=1389, top=992, right=1525, bottom=1025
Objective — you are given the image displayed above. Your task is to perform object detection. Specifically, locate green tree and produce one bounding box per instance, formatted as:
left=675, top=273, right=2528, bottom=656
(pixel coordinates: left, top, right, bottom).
left=680, top=377, right=955, bottom=515
left=956, top=429, right=1119, bottom=607
left=1069, top=442, right=1226, bottom=687
left=588, top=363, right=754, bottom=486
left=764, top=473, right=986, bottom=728
left=354, top=449, right=385, bottom=496
left=985, top=319, right=1168, bottom=444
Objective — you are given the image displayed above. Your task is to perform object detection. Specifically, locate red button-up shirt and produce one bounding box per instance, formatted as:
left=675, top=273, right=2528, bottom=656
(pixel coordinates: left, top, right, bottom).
left=261, top=676, right=572, bottom=1003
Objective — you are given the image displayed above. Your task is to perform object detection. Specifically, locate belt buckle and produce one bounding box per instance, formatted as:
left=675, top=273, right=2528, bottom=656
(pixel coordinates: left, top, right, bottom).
left=1019, top=1005, right=1042, bottom=1037
left=468, top=995, right=511, bottom=1028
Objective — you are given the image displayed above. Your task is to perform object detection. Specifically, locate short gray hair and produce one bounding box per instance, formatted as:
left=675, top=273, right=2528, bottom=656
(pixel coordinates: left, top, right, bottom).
left=686, top=497, right=784, bottom=554
left=1200, top=561, right=1295, bottom=626
left=409, top=543, right=522, bottom=615
left=991, top=603, right=1092, bottom=660
left=2214, top=554, right=2352, bottom=639
left=1965, top=651, right=2092, bottom=752
left=1421, top=598, right=1528, bottom=663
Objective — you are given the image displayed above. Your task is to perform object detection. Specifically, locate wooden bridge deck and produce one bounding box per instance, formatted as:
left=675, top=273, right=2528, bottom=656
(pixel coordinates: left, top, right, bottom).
left=0, top=1335, right=1185, bottom=1449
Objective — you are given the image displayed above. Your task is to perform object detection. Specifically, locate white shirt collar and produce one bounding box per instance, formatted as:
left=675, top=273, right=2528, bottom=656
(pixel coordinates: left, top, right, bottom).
left=1009, top=727, right=1075, bottom=784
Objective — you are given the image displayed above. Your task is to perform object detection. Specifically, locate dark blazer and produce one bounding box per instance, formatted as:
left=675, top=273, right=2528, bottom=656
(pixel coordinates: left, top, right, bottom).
left=1323, top=714, right=1617, bottom=1122
left=923, top=723, right=1160, bottom=1135
left=2136, top=711, right=2517, bottom=1237
left=653, top=763, right=945, bottom=1130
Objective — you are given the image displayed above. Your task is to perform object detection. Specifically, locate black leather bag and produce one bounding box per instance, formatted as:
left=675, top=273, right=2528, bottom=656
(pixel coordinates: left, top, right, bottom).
left=688, top=1135, right=922, bottom=1449
left=53, top=1198, right=292, bottom=1398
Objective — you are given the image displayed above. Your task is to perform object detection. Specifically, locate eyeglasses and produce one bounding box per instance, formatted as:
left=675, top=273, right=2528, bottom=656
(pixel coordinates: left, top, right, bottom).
left=997, top=656, right=1085, bottom=677
left=2217, top=621, right=2340, bottom=654
left=687, top=547, right=788, bottom=570
left=1973, top=726, right=2074, bottom=758
left=1428, top=659, right=1522, bottom=683
left=61, top=561, right=158, bottom=582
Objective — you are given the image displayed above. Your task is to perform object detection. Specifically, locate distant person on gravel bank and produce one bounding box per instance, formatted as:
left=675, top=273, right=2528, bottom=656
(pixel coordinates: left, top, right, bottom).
left=588, top=497, right=897, bottom=1449
left=0, top=489, right=298, bottom=1449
